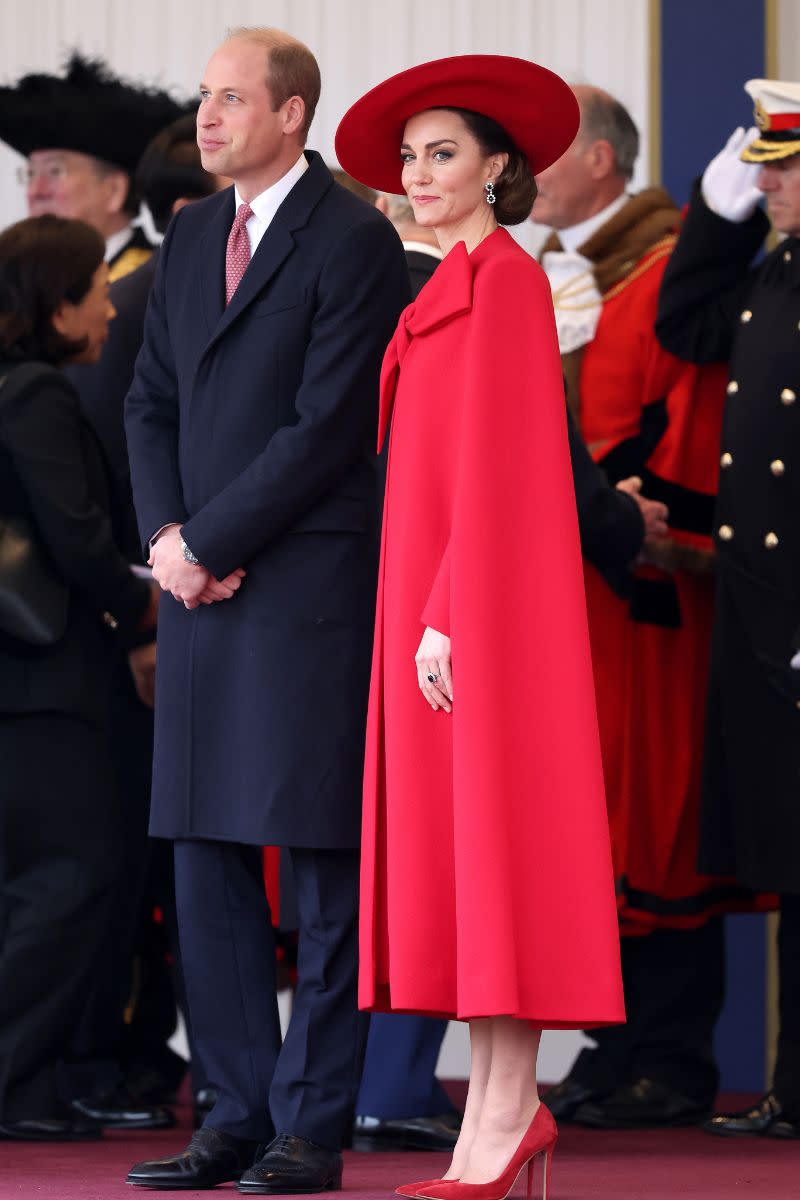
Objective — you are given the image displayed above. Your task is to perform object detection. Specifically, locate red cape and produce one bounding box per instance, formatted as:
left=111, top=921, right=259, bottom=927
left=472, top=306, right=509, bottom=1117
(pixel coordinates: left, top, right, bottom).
left=360, top=229, right=624, bottom=1027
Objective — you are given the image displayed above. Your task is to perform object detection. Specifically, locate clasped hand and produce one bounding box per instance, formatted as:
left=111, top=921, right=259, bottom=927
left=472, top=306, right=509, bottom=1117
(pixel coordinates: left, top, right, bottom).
left=148, top=525, right=246, bottom=610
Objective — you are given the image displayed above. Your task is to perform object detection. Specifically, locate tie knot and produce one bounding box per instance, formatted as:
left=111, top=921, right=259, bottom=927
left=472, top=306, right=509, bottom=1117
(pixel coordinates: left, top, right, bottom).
left=233, top=202, right=253, bottom=231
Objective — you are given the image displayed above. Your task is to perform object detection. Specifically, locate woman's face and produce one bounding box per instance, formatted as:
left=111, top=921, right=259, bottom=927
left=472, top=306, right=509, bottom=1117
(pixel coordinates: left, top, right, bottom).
left=400, top=109, right=503, bottom=230
left=52, top=262, right=116, bottom=364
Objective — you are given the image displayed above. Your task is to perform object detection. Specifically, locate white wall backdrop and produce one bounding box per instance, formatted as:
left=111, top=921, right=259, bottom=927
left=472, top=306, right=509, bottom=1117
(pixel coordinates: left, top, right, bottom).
left=1, top=0, right=655, bottom=1083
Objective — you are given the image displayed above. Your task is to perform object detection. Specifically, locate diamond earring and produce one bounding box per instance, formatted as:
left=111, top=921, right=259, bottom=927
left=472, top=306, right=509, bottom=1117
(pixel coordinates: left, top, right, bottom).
left=484, top=180, right=496, bottom=205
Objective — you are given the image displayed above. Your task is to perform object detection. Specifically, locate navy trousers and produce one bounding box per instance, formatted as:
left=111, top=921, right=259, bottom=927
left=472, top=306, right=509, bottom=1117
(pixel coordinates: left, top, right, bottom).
left=356, top=1015, right=453, bottom=1119
left=174, top=840, right=366, bottom=1148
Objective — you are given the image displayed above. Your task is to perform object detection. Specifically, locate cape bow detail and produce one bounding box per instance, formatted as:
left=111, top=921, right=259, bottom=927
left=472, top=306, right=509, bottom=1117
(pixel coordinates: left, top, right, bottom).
left=377, top=240, right=475, bottom=450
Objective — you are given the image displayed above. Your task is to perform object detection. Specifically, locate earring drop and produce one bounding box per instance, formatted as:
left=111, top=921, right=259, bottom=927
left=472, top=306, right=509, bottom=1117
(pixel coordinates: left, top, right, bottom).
left=484, top=180, right=496, bottom=205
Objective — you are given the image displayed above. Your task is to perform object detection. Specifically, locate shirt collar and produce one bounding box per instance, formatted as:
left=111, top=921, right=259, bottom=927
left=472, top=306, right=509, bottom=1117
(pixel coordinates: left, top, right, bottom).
left=234, top=152, right=308, bottom=227
left=402, top=240, right=444, bottom=260
left=557, top=193, right=630, bottom=254
left=105, top=225, right=134, bottom=263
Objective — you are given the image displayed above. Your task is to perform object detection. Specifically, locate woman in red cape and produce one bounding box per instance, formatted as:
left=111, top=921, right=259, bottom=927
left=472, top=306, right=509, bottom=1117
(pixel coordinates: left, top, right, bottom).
left=336, top=57, right=623, bottom=1200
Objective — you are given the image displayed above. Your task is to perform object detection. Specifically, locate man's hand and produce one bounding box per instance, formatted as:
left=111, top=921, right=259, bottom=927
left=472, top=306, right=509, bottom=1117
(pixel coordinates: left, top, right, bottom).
left=148, top=525, right=246, bottom=608
left=196, top=569, right=247, bottom=606
left=701, top=127, right=762, bottom=223
left=148, top=525, right=211, bottom=605
left=415, top=626, right=453, bottom=713
left=129, top=642, right=157, bottom=708
left=616, top=476, right=669, bottom=544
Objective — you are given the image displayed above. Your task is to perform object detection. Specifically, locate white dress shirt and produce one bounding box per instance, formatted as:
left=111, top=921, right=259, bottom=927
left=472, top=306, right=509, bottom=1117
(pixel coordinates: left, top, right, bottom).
left=233, top=152, right=309, bottom=255
left=105, top=224, right=136, bottom=263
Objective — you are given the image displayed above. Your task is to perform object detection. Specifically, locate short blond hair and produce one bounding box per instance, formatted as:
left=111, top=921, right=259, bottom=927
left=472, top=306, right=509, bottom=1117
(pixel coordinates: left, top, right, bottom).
left=227, top=27, right=321, bottom=139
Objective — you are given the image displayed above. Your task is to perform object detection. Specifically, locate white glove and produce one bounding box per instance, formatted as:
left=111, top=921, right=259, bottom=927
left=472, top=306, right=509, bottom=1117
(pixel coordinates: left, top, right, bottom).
left=790, top=650, right=800, bottom=670
left=701, top=127, right=763, bottom=223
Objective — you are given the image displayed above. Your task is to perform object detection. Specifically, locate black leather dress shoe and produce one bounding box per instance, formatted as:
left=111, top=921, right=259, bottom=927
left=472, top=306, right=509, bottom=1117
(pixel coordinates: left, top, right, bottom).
left=0, top=1115, right=102, bottom=1141
left=194, top=1087, right=220, bottom=1129
left=353, top=1111, right=461, bottom=1151
left=127, top=1127, right=258, bottom=1190
left=574, top=1078, right=708, bottom=1128
left=238, top=1133, right=343, bottom=1194
left=704, top=1091, right=800, bottom=1139
left=543, top=1079, right=605, bottom=1122
left=73, top=1085, right=175, bottom=1130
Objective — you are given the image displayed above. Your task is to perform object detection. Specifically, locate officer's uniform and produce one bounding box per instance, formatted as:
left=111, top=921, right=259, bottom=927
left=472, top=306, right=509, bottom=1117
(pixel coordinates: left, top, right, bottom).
left=658, top=78, right=800, bottom=1133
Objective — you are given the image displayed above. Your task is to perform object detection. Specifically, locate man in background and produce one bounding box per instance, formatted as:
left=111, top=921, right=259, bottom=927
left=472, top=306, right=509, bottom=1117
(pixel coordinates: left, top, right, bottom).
left=0, top=53, right=189, bottom=279
left=657, top=78, right=800, bottom=1141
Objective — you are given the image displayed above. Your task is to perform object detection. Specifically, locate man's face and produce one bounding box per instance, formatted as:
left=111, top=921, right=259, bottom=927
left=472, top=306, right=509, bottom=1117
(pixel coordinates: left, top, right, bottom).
left=757, top=155, right=800, bottom=238
left=197, top=39, right=288, bottom=189
left=530, top=136, right=598, bottom=230
left=26, top=149, right=128, bottom=235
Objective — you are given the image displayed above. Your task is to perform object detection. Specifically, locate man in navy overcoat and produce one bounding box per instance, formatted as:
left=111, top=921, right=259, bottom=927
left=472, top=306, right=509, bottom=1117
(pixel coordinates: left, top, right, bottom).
left=124, top=27, right=410, bottom=1192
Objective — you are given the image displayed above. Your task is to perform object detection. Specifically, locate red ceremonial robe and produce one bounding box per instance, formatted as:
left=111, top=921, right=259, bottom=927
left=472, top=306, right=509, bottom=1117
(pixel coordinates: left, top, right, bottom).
left=360, top=228, right=624, bottom=1027
left=578, top=237, right=771, bottom=933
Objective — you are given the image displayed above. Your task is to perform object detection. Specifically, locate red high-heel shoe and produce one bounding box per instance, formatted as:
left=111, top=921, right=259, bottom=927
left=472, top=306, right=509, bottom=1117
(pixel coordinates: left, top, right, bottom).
left=415, top=1104, right=556, bottom=1200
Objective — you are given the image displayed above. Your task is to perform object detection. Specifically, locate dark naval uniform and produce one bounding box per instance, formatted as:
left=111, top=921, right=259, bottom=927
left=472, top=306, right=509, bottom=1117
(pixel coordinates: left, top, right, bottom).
left=657, top=185, right=800, bottom=1118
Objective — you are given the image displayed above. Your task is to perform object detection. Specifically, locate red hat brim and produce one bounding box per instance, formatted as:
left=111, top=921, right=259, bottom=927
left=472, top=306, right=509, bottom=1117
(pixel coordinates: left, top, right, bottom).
left=335, top=54, right=579, bottom=195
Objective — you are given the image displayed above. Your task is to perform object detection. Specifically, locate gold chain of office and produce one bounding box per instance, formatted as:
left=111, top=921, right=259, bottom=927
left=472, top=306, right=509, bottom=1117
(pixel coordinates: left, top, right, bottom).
left=601, top=235, right=677, bottom=302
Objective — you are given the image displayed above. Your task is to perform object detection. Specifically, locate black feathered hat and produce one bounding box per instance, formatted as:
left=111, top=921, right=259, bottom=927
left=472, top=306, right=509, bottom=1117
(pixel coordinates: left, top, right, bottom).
left=0, top=52, right=193, bottom=171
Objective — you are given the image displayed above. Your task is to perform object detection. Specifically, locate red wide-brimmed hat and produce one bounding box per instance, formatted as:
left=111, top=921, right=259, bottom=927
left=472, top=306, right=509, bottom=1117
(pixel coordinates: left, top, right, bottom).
left=335, top=54, right=579, bottom=195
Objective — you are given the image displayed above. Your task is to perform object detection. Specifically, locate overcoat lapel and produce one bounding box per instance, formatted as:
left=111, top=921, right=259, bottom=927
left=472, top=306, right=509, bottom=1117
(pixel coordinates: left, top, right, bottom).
left=199, top=153, right=333, bottom=359
left=198, top=189, right=234, bottom=335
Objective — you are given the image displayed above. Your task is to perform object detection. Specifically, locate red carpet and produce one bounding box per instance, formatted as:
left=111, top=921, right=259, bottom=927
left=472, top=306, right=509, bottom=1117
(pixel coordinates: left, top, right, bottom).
left=1, top=1099, right=799, bottom=1200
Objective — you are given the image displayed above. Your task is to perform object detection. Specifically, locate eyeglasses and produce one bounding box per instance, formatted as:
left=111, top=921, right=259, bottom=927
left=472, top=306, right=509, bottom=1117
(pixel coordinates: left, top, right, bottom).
left=16, top=161, right=72, bottom=186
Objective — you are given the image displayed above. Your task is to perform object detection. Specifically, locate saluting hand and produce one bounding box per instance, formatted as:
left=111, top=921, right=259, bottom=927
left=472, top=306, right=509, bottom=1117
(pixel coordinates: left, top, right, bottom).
left=416, top=626, right=453, bottom=713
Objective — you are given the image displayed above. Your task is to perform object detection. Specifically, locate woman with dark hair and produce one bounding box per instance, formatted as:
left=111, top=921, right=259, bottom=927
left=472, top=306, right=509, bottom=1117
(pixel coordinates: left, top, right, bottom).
left=0, top=214, right=159, bottom=1141
left=336, top=57, right=624, bottom=1199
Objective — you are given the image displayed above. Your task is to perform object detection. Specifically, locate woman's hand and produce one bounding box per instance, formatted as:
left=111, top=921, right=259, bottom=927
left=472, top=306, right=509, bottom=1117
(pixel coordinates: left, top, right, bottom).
left=415, top=626, right=453, bottom=713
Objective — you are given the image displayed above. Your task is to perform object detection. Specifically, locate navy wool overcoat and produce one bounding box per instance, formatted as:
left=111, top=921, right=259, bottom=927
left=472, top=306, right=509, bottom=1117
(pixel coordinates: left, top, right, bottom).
left=125, top=152, right=410, bottom=847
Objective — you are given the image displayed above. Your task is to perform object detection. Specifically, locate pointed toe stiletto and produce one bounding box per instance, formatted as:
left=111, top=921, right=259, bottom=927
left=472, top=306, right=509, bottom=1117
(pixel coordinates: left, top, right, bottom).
left=415, top=1104, right=557, bottom=1200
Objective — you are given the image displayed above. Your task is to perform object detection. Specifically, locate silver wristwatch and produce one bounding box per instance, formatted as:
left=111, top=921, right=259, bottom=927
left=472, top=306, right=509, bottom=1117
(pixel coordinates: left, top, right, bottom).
left=180, top=535, right=199, bottom=565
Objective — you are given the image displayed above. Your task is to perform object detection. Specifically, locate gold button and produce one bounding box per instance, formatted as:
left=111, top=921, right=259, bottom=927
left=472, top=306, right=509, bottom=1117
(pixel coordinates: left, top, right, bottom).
left=102, top=611, right=119, bottom=630
left=727, top=380, right=739, bottom=395
left=771, top=459, right=785, bottom=476
left=782, top=388, right=797, bottom=404
left=785, top=250, right=793, bottom=263
left=765, top=532, right=779, bottom=549
left=718, top=524, right=734, bottom=541
left=720, top=452, right=733, bottom=468
left=741, top=310, right=752, bottom=322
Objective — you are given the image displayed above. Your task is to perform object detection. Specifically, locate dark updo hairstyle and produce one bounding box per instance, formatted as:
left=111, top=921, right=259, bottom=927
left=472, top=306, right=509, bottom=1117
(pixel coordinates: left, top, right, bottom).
left=0, top=214, right=105, bottom=365
left=439, top=107, right=538, bottom=225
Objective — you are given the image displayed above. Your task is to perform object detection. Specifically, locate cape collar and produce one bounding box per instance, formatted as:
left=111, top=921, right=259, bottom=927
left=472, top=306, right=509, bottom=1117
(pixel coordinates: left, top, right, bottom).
left=377, top=229, right=507, bottom=448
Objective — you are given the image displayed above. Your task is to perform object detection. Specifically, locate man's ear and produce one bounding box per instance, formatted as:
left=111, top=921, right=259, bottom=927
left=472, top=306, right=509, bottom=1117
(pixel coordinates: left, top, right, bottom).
left=374, top=194, right=390, bottom=216
left=282, top=95, right=306, bottom=137
left=587, top=139, right=616, bottom=181
left=103, top=169, right=131, bottom=217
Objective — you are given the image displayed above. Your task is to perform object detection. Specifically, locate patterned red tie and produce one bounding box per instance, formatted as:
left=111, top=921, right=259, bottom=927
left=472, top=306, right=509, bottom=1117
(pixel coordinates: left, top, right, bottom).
left=225, top=202, right=254, bottom=305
